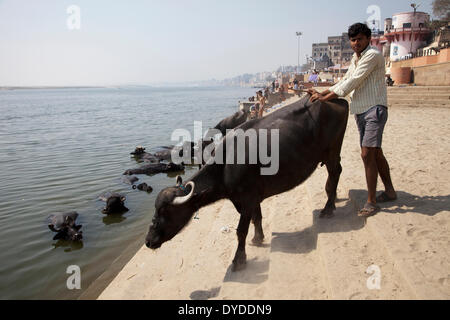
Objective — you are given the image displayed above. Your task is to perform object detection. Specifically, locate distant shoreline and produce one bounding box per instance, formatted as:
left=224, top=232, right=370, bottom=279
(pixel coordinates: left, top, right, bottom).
left=0, top=86, right=109, bottom=90
left=0, top=85, right=254, bottom=91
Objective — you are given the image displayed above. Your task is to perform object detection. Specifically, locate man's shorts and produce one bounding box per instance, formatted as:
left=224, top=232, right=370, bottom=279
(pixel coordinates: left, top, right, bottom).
left=355, top=105, right=388, bottom=148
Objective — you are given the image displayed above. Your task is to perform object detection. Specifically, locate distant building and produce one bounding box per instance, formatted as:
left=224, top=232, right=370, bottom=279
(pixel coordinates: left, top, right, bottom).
left=328, top=35, right=342, bottom=65
left=311, top=33, right=352, bottom=70
left=312, top=43, right=329, bottom=59
left=341, top=33, right=353, bottom=64
left=327, top=33, right=353, bottom=65
left=385, top=11, right=431, bottom=61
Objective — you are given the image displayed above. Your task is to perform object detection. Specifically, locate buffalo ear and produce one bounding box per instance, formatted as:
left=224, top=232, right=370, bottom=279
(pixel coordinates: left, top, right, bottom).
left=65, top=216, right=75, bottom=227
left=75, top=225, right=82, bottom=231
left=176, top=176, right=183, bottom=186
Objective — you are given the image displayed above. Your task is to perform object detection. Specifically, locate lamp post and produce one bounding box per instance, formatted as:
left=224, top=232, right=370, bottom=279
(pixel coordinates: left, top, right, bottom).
left=296, top=32, right=302, bottom=74
left=410, top=3, right=421, bottom=55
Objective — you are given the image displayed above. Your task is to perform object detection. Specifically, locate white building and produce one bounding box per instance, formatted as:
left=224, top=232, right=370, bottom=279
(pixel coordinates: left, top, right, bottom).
left=385, top=11, right=430, bottom=61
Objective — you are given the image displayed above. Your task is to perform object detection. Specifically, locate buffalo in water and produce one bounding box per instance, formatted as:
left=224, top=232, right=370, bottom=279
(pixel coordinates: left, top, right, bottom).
left=131, top=142, right=195, bottom=163
left=152, top=142, right=196, bottom=162
left=123, top=162, right=184, bottom=176
left=122, top=176, right=139, bottom=185
left=133, top=183, right=153, bottom=193
left=145, top=94, right=349, bottom=271
left=130, top=146, right=161, bottom=163
left=48, top=212, right=83, bottom=241
left=99, top=193, right=129, bottom=215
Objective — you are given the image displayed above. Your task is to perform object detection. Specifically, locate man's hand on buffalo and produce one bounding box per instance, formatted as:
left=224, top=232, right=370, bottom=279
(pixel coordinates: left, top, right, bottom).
left=307, top=88, right=320, bottom=96
left=310, top=90, right=339, bottom=103
left=310, top=93, right=323, bottom=102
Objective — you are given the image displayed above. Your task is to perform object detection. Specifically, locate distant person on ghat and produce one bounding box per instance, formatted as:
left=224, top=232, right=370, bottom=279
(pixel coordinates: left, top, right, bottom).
left=308, top=22, right=397, bottom=218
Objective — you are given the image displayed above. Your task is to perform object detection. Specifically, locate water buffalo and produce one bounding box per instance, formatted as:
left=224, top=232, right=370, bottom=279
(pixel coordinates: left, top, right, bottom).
left=198, top=110, right=250, bottom=168
left=131, top=143, right=194, bottom=163
left=122, top=176, right=139, bottom=185
left=133, top=183, right=153, bottom=193
left=48, top=212, right=83, bottom=241
left=123, top=162, right=185, bottom=176
left=130, top=146, right=146, bottom=156
left=101, top=193, right=129, bottom=215
left=153, top=142, right=196, bottom=162
left=130, top=146, right=161, bottom=163
left=145, top=94, right=349, bottom=271
left=213, top=110, right=249, bottom=137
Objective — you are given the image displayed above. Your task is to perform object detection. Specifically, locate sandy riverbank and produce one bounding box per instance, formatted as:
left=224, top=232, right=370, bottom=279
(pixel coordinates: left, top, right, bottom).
left=98, top=100, right=450, bottom=300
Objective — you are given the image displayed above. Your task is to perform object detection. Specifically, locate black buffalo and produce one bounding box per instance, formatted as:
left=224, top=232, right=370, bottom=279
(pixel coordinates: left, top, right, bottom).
left=48, top=212, right=83, bottom=241
left=131, top=143, right=195, bottom=163
left=152, top=142, right=196, bottom=162
left=213, top=110, right=249, bottom=137
left=130, top=146, right=146, bottom=156
left=145, top=94, right=349, bottom=271
left=123, top=162, right=185, bottom=176
left=101, top=193, right=129, bottom=215
left=199, top=110, right=250, bottom=167
left=130, top=146, right=161, bottom=163
left=122, top=176, right=139, bottom=185
left=133, top=183, right=153, bottom=193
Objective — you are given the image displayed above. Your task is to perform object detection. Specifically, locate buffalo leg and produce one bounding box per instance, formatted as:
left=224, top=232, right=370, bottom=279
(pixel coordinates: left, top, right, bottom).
left=321, top=157, right=342, bottom=218
left=251, top=205, right=265, bottom=245
left=232, top=207, right=252, bottom=272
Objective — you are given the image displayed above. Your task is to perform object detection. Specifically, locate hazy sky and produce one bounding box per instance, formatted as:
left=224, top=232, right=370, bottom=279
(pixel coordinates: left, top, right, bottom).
left=0, top=0, right=434, bottom=86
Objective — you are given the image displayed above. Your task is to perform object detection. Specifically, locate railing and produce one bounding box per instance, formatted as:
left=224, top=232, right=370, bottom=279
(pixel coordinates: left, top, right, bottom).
left=395, top=43, right=449, bottom=62
left=385, top=27, right=429, bottom=34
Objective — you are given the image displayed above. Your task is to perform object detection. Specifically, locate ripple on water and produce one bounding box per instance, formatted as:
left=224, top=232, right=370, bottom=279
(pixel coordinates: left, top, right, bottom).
left=0, top=86, right=255, bottom=299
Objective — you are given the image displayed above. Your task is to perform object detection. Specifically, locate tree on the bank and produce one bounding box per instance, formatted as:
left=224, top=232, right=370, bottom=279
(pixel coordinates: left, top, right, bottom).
left=432, top=0, right=450, bottom=20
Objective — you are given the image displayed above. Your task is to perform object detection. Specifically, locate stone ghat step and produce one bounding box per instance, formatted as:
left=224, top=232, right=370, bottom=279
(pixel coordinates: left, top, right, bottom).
left=388, top=94, right=450, bottom=101
left=388, top=99, right=450, bottom=106
left=388, top=86, right=450, bottom=93
left=387, top=104, right=450, bottom=109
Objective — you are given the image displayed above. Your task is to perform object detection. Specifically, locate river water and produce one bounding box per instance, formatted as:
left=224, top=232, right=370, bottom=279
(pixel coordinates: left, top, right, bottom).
left=0, top=86, right=255, bottom=299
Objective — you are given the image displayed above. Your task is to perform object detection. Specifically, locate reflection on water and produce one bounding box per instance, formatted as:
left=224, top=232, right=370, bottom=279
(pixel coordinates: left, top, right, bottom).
left=0, top=86, right=255, bottom=299
left=52, top=240, right=84, bottom=253
left=102, top=215, right=127, bottom=226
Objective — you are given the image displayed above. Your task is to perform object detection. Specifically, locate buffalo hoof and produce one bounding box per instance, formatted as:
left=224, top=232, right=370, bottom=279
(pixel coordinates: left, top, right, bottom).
left=319, top=207, right=335, bottom=219
left=251, top=235, right=264, bottom=246
left=232, top=252, right=247, bottom=272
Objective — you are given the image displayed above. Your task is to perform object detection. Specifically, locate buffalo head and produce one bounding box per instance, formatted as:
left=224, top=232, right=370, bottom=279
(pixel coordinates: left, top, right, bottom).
left=48, top=212, right=83, bottom=242
left=145, top=176, right=197, bottom=250
left=55, top=225, right=83, bottom=241
left=102, top=194, right=129, bottom=215
left=131, top=146, right=146, bottom=155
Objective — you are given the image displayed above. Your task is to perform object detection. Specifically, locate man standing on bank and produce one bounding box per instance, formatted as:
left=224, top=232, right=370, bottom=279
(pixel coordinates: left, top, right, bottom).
left=308, top=23, right=397, bottom=217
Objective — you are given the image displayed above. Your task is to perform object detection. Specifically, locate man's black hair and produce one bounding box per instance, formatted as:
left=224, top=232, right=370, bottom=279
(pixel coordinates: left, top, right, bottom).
left=348, top=23, right=372, bottom=39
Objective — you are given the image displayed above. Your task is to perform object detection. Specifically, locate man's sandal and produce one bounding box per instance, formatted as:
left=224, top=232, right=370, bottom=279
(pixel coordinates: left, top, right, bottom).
left=358, top=203, right=381, bottom=218
left=376, top=192, right=397, bottom=203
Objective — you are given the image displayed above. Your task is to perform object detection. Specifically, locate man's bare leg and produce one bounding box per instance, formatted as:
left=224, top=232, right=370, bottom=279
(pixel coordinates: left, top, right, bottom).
left=361, top=147, right=379, bottom=205
left=376, top=149, right=397, bottom=199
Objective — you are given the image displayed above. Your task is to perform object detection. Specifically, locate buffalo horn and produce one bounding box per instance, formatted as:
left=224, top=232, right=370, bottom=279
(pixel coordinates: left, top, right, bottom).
left=172, top=182, right=195, bottom=206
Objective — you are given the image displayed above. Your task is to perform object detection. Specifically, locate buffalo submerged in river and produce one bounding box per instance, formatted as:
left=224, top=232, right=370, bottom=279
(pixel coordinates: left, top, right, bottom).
left=145, top=94, right=349, bottom=271
left=123, top=162, right=185, bottom=176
